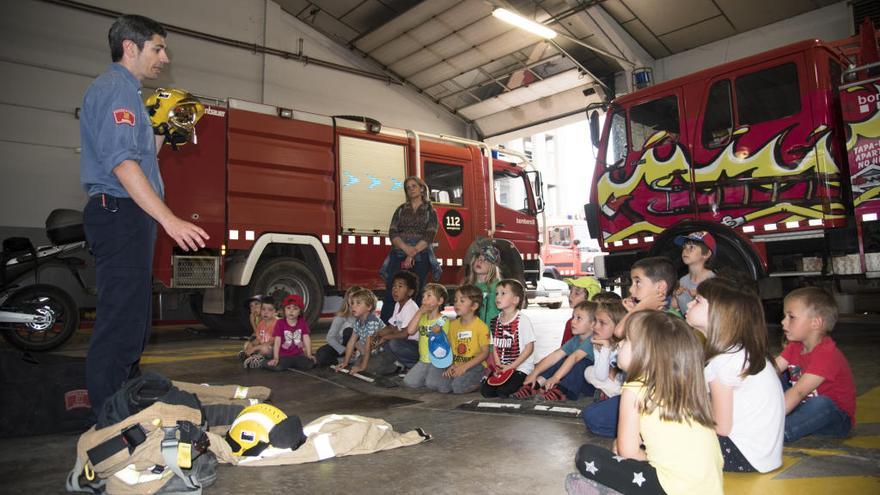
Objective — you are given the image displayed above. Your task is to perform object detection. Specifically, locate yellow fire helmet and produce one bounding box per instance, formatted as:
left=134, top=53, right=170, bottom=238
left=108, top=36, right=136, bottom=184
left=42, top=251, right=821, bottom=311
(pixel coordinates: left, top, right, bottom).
left=144, top=87, right=205, bottom=147
left=225, top=403, right=305, bottom=457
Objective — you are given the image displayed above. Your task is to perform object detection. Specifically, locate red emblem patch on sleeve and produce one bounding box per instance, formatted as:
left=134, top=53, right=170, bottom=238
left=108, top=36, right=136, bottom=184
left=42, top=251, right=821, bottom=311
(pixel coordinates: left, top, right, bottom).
left=113, top=108, right=136, bottom=126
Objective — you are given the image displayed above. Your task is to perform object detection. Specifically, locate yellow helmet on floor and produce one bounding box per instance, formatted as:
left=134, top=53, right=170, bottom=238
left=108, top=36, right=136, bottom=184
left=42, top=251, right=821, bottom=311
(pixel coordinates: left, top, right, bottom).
left=145, top=88, right=205, bottom=148
left=225, top=403, right=287, bottom=457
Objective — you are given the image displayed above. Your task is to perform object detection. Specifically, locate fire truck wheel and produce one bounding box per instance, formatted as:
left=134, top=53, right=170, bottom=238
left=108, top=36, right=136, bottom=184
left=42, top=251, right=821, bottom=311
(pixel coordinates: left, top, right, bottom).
left=649, top=229, right=761, bottom=282
left=250, top=258, right=324, bottom=328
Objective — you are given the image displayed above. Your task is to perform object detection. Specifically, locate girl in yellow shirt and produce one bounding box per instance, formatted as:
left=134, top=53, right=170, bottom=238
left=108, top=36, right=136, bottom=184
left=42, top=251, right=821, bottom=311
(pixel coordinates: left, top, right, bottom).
left=569, top=310, right=723, bottom=495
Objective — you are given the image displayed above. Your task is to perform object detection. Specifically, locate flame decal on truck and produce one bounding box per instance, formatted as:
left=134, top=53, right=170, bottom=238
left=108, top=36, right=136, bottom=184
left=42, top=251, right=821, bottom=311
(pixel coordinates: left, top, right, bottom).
left=597, top=123, right=845, bottom=245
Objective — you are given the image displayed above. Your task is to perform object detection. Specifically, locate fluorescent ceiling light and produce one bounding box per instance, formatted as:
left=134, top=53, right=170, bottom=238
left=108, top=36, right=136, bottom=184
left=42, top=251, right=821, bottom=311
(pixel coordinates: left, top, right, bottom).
left=492, top=8, right=557, bottom=39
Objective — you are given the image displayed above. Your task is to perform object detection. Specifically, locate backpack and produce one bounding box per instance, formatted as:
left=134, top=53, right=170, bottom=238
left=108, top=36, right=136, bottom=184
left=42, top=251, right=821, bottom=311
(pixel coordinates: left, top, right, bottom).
left=66, top=373, right=219, bottom=495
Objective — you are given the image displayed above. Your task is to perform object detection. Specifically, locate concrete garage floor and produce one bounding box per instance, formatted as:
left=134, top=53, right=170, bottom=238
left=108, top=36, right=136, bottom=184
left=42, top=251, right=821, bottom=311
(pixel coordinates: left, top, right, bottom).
left=1, top=306, right=879, bottom=494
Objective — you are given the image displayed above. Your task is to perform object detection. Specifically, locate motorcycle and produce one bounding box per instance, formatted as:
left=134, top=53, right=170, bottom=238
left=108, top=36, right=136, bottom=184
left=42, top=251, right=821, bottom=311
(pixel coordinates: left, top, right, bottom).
left=0, top=209, right=88, bottom=351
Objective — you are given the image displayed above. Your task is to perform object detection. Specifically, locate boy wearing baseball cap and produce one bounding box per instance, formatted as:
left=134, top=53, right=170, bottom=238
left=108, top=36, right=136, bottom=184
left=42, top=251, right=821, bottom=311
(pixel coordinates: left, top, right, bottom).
left=674, top=231, right=716, bottom=316
left=265, top=294, right=316, bottom=371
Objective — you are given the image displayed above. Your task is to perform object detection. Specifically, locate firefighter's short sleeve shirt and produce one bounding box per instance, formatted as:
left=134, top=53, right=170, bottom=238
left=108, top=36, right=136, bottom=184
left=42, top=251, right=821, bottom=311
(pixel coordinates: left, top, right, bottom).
left=80, top=63, right=163, bottom=198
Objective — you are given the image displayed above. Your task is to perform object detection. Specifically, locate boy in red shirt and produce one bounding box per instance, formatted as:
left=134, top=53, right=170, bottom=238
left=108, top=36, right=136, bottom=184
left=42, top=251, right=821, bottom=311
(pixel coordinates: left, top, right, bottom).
left=775, top=287, right=855, bottom=442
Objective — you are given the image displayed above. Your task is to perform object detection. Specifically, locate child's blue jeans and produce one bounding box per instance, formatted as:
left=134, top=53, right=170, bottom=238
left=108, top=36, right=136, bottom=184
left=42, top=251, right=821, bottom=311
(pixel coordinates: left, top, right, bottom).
left=582, top=395, right=620, bottom=438
left=540, top=358, right=595, bottom=400
left=784, top=395, right=851, bottom=442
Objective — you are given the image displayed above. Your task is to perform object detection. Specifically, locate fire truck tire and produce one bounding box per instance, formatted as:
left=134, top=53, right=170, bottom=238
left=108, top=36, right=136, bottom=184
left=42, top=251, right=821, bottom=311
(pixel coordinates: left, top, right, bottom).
left=465, top=238, right=526, bottom=284
left=249, top=258, right=324, bottom=328
left=189, top=290, right=249, bottom=334
left=649, top=227, right=761, bottom=282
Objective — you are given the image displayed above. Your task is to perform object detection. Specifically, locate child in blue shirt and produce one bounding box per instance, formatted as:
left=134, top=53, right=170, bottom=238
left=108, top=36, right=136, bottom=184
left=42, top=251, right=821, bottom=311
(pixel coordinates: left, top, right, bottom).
left=516, top=301, right=597, bottom=400
left=338, top=289, right=384, bottom=375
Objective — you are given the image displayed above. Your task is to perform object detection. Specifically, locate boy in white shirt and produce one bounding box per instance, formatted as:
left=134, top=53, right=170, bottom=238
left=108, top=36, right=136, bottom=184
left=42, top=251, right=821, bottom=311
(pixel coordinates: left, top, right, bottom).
left=370, top=271, right=420, bottom=374
left=481, top=279, right=536, bottom=398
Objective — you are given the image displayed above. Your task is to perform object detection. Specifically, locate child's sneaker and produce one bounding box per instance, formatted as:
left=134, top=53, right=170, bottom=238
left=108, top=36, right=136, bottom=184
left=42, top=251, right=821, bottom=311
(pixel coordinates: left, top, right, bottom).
left=511, top=384, right=540, bottom=400
left=243, top=354, right=266, bottom=369
left=237, top=350, right=247, bottom=361
left=563, top=473, right=604, bottom=495
left=538, top=385, right=568, bottom=401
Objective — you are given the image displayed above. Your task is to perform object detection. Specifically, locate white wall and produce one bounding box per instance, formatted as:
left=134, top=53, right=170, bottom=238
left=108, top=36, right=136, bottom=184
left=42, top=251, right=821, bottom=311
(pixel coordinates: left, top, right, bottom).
left=653, top=2, right=852, bottom=83
left=0, top=0, right=468, bottom=232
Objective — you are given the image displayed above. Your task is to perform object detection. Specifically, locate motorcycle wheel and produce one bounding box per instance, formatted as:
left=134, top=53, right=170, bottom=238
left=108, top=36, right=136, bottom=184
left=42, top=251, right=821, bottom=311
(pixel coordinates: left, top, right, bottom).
left=1, top=284, right=79, bottom=352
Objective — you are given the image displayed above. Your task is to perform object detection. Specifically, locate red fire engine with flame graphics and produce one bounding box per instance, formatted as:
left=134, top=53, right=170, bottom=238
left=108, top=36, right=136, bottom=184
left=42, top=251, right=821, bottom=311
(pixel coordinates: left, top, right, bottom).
left=587, top=24, right=880, bottom=294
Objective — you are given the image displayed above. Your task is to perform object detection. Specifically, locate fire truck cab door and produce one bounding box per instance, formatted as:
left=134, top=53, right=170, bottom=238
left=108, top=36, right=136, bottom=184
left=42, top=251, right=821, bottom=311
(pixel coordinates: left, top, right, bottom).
left=423, top=159, right=473, bottom=274
left=598, top=89, right=689, bottom=245
left=491, top=164, right=538, bottom=245
left=691, top=53, right=825, bottom=230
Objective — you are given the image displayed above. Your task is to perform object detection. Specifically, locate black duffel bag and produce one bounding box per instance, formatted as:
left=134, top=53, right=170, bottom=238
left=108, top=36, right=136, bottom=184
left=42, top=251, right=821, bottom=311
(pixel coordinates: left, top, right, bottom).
left=0, top=351, right=91, bottom=437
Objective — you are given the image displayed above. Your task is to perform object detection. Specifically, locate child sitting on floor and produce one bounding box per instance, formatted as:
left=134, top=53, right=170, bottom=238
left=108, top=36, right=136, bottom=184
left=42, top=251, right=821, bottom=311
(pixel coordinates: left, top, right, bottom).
left=337, top=289, right=384, bottom=375
left=673, top=231, right=716, bottom=316
left=426, top=284, right=490, bottom=394
left=516, top=300, right=597, bottom=401
left=624, top=256, right=679, bottom=316
left=403, top=283, right=451, bottom=388
left=265, top=294, right=316, bottom=371
left=571, top=310, right=723, bottom=495
left=584, top=301, right=628, bottom=398
left=581, top=301, right=627, bottom=438
left=246, top=294, right=262, bottom=334
left=481, top=279, right=535, bottom=399
left=242, top=296, right=278, bottom=368
left=560, top=276, right=601, bottom=345
left=465, top=242, right=502, bottom=327
left=591, top=291, right=622, bottom=304
left=371, top=270, right=420, bottom=372
left=687, top=278, right=784, bottom=472
left=775, top=287, right=856, bottom=442
left=315, top=285, right=362, bottom=367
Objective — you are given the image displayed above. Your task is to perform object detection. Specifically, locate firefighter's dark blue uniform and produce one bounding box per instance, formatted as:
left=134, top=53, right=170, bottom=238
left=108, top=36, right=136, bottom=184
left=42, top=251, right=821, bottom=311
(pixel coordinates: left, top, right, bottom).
left=80, top=63, right=160, bottom=415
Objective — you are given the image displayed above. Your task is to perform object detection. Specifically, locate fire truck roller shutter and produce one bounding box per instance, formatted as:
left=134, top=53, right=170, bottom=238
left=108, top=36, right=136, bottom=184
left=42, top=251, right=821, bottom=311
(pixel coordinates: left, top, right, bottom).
left=647, top=221, right=765, bottom=285
left=248, top=258, right=324, bottom=328
left=464, top=237, right=527, bottom=291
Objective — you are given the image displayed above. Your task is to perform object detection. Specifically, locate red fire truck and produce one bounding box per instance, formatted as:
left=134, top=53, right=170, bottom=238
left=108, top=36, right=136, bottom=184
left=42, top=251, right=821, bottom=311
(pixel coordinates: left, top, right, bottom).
left=541, top=218, right=597, bottom=278
left=585, top=21, right=880, bottom=301
left=154, top=99, right=544, bottom=329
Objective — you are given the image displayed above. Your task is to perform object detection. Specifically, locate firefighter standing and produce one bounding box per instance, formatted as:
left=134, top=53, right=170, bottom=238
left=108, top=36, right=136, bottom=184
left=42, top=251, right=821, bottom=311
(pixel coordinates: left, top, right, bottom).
left=79, top=14, right=208, bottom=417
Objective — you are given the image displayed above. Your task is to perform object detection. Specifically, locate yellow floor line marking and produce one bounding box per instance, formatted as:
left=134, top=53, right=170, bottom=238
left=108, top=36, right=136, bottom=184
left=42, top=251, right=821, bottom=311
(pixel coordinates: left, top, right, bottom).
left=725, top=455, right=880, bottom=494
left=139, top=339, right=327, bottom=364
left=843, top=435, right=880, bottom=449
left=726, top=475, right=879, bottom=494
left=782, top=447, right=847, bottom=457
left=856, top=386, right=880, bottom=424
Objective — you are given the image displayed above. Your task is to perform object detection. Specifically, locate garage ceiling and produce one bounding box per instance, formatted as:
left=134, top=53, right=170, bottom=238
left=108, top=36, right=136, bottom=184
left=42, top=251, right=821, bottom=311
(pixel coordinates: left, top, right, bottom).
left=272, top=0, right=839, bottom=137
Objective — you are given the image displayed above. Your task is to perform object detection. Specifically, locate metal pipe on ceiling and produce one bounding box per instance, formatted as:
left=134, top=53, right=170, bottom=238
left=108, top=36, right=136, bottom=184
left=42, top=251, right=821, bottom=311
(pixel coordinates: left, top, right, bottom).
left=39, top=0, right=404, bottom=85
left=548, top=39, right=609, bottom=91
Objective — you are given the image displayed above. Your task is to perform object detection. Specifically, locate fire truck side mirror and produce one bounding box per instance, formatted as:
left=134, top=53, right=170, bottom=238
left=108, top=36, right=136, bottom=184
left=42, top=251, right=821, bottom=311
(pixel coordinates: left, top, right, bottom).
left=589, top=111, right=600, bottom=149
left=532, top=171, right=544, bottom=213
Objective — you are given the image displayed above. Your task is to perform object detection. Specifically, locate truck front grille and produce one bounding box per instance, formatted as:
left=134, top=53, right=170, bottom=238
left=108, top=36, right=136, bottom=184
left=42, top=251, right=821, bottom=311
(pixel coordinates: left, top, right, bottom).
left=172, top=256, right=220, bottom=288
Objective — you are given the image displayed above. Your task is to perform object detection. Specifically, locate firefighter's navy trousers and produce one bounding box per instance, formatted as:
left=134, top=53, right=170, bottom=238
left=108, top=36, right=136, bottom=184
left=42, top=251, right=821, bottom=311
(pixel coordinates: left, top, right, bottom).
left=83, top=194, right=156, bottom=417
